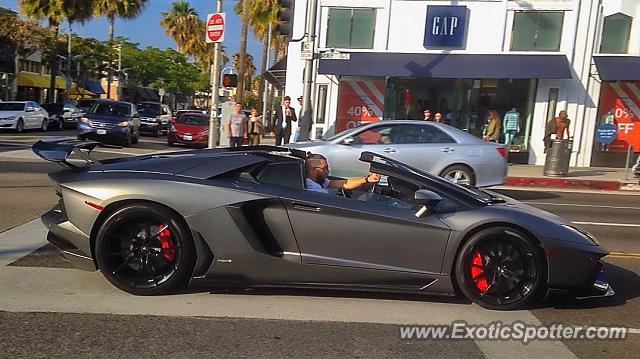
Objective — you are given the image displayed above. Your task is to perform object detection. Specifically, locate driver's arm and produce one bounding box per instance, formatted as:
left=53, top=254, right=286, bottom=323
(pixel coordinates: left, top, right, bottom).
left=329, top=173, right=380, bottom=190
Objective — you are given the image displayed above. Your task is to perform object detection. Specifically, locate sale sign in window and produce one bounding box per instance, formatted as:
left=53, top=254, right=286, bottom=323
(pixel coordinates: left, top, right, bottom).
left=336, top=78, right=386, bottom=132
left=596, top=82, right=640, bottom=152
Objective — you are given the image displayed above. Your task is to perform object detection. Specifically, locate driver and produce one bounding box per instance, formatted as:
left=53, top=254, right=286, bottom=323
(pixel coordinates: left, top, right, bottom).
left=305, top=154, right=380, bottom=193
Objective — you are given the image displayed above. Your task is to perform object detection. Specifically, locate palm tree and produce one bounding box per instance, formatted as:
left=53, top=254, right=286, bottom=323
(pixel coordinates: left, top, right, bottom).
left=235, top=0, right=250, bottom=104
left=19, top=0, right=93, bottom=103
left=233, top=52, right=255, bottom=92
left=160, top=1, right=200, bottom=53
left=93, top=0, right=148, bottom=98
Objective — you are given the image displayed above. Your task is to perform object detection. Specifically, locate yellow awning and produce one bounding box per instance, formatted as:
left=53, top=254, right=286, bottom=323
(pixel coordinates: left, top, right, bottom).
left=16, top=72, right=67, bottom=90
left=69, top=85, right=95, bottom=96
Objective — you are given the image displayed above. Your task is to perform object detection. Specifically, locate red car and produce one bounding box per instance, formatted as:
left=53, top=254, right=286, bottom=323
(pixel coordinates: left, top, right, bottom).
left=168, top=112, right=209, bottom=148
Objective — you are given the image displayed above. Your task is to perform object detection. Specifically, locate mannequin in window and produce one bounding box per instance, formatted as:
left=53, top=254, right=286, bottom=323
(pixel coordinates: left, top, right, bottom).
left=503, top=108, right=520, bottom=146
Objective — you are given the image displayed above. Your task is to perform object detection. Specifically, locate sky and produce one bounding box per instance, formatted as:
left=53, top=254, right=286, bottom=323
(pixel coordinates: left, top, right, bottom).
left=0, top=0, right=265, bottom=71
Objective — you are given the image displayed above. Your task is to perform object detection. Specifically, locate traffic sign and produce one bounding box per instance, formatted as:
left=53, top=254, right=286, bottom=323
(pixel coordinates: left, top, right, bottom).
left=206, top=13, right=225, bottom=43
left=320, top=52, right=350, bottom=60
left=596, top=123, right=617, bottom=144
left=300, top=41, right=313, bottom=60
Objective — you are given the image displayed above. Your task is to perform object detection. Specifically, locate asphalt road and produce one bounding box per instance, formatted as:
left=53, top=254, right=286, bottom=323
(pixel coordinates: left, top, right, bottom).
left=1, top=130, right=638, bottom=358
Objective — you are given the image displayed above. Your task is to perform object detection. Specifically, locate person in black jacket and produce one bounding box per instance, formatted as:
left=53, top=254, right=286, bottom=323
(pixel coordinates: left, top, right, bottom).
left=296, top=96, right=312, bottom=142
left=274, top=96, right=297, bottom=145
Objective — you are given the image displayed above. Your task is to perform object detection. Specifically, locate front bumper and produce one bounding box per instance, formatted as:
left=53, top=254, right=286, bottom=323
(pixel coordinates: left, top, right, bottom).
left=78, top=122, right=129, bottom=142
left=169, top=132, right=208, bottom=147
left=573, top=262, right=615, bottom=299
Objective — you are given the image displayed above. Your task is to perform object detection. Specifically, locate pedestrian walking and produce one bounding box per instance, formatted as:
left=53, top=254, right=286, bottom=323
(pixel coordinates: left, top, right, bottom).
left=227, top=103, right=248, bottom=148
left=248, top=107, right=262, bottom=146
left=274, top=96, right=297, bottom=145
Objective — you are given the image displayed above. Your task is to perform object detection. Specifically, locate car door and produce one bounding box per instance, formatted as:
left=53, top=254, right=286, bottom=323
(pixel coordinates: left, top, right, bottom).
left=328, top=124, right=405, bottom=177
left=280, top=184, right=451, bottom=276
left=26, top=102, right=39, bottom=128
left=389, top=123, right=459, bottom=175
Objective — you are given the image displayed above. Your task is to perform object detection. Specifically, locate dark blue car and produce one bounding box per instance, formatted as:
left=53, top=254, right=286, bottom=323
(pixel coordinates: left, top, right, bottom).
left=77, top=100, right=140, bottom=147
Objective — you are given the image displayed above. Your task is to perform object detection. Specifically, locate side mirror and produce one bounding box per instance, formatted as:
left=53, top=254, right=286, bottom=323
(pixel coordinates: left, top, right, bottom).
left=342, top=137, right=354, bottom=145
left=414, top=189, right=442, bottom=218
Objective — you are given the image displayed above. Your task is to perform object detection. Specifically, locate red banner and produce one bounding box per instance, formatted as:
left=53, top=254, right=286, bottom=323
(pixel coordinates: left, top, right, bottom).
left=336, top=79, right=386, bottom=132
left=596, top=82, right=640, bottom=152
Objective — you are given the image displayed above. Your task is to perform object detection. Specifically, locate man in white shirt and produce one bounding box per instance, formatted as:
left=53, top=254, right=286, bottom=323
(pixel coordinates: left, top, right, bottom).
left=305, top=154, right=380, bottom=193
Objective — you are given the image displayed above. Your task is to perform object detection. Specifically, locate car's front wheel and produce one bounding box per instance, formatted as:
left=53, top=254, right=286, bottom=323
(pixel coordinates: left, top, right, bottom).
left=15, top=119, right=24, bottom=133
left=454, top=226, right=545, bottom=310
left=95, top=203, right=196, bottom=295
left=41, top=119, right=48, bottom=132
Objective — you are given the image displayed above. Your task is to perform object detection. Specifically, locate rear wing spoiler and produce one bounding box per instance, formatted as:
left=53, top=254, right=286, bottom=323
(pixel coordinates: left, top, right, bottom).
left=32, top=139, right=103, bottom=169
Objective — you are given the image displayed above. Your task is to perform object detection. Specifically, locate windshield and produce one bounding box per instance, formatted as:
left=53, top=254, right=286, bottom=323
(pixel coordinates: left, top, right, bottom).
left=176, top=114, right=208, bottom=126
left=138, top=104, right=161, bottom=116
left=90, top=103, right=130, bottom=117
left=368, top=153, right=493, bottom=202
left=0, top=103, right=25, bottom=111
left=324, top=123, right=371, bottom=141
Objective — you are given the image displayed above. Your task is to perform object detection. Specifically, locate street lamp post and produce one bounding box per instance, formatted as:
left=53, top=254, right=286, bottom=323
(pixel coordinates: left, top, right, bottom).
left=208, top=0, right=223, bottom=149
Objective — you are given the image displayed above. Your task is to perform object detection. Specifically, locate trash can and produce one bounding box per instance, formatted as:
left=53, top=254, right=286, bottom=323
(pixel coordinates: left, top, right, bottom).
left=544, top=139, right=572, bottom=177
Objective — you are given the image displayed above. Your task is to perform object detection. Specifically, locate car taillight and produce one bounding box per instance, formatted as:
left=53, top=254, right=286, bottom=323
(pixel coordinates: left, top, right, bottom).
left=496, top=147, right=506, bottom=158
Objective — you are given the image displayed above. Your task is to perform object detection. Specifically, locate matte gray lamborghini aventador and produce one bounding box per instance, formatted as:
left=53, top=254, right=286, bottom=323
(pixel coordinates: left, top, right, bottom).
left=34, top=140, right=613, bottom=310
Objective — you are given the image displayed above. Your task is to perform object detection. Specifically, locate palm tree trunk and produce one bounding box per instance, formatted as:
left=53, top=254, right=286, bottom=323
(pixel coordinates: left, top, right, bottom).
left=236, top=0, right=249, bottom=104
left=48, top=21, right=60, bottom=103
left=258, top=33, right=268, bottom=111
left=107, top=14, right=115, bottom=99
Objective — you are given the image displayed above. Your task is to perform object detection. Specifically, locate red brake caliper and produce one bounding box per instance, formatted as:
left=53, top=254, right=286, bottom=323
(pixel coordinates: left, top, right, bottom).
left=158, top=226, right=175, bottom=262
left=470, top=251, right=488, bottom=293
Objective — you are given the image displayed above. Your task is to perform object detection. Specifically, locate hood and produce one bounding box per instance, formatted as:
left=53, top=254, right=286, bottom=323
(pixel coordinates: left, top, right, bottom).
left=0, top=111, right=23, bottom=118
left=174, top=122, right=208, bottom=134
left=86, top=113, right=128, bottom=122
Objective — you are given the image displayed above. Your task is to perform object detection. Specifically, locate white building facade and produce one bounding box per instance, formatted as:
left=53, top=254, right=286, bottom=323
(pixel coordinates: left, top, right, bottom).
left=279, top=0, right=640, bottom=167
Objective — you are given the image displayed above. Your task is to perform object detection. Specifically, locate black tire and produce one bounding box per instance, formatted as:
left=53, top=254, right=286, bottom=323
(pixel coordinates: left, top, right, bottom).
left=120, top=130, right=132, bottom=147
left=94, top=203, right=196, bottom=295
left=77, top=135, right=86, bottom=141
left=167, top=140, right=174, bottom=146
left=441, top=164, right=475, bottom=186
left=132, top=131, right=139, bottom=144
left=152, top=128, right=160, bottom=137
left=15, top=119, right=24, bottom=133
left=454, top=226, right=545, bottom=310
left=57, top=117, right=64, bottom=130
left=41, top=119, right=48, bottom=132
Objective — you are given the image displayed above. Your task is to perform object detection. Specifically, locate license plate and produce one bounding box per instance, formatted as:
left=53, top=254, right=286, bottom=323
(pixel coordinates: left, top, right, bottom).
left=97, top=129, right=107, bottom=135
left=183, top=135, right=192, bottom=141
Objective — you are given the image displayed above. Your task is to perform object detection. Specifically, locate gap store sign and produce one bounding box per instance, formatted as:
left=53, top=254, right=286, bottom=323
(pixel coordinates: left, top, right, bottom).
left=424, top=5, right=468, bottom=48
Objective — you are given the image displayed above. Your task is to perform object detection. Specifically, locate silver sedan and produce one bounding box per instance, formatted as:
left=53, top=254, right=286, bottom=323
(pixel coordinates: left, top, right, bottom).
left=287, top=120, right=507, bottom=187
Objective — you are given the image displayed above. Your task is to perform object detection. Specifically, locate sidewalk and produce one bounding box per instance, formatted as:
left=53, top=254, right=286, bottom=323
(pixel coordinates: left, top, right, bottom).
left=505, top=165, right=640, bottom=191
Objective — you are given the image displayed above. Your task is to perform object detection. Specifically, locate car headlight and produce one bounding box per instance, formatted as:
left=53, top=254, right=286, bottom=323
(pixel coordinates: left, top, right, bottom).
left=79, top=117, right=90, bottom=123
left=0, top=116, right=14, bottom=121
left=117, top=121, right=129, bottom=127
left=200, top=129, right=209, bottom=135
left=170, top=125, right=176, bottom=132
left=561, top=224, right=599, bottom=245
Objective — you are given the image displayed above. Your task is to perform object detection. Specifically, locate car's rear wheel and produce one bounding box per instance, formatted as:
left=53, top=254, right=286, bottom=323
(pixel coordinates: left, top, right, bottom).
left=441, top=165, right=475, bottom=186
left=95, top=203, right=195, bottom=295
left=454, top=227, right=545, bottom=310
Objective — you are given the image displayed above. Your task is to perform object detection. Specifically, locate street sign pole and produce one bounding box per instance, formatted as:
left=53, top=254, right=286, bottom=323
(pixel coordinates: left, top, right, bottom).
left=301, top=0, right=319, bottom=136
left=208, top=2, right=224, bottom=149
left=261, top=23, right=272, bottom=130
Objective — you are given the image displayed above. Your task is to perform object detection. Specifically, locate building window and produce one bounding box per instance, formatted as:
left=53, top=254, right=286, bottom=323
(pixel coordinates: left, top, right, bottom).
left=600, top=13, right=632, bottom=54
left=511, top=11, right=564, bottom=51
left=326, top=8, right=376, bottom=49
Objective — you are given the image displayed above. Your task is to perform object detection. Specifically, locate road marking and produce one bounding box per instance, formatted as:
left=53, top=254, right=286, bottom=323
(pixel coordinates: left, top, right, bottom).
left=608, top=252, right=640, bottom=259
left=525, top=202, right=640, bottom=211
left=572, top=221, right=640, bottom=228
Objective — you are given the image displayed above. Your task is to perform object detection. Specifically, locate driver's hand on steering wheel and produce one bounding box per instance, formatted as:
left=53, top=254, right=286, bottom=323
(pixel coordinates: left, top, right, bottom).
left=366, top=173, right=380, bottom=183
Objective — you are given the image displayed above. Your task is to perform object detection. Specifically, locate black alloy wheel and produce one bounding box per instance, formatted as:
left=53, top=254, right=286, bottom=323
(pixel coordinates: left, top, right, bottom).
left=95, top=203, right=195, bottom=295
left=455, top=227, right=545, bottom=310
left=16, top=119, right=24, bottom=133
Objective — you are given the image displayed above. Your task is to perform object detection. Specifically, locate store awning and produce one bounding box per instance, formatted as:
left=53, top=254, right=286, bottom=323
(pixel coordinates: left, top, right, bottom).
left=593, top=56, right=640, bottom=81
left=69, top=85, right=95, bottom=97
left=263, top=57, right=287, bottom=90
left=81, top=80, right=105, bottom=95
left=16, top=72, right=67, bottom=89
left=318, top=53, right=573, bottom=79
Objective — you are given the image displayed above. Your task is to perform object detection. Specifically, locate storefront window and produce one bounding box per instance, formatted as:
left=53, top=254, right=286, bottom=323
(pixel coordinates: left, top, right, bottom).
left=511, top=11, right=564, bottom=51
left=591, top=81, right=640, bottom=167
left=383, top=78, right=537, bottom=160
left=599, top=13, right=632, bottom=54
left=326, top=8, right=376, bottom=49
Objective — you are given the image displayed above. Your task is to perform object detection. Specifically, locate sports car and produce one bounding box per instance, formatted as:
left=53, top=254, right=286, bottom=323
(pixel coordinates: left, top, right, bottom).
left=34, top=140, right=613, bottom=310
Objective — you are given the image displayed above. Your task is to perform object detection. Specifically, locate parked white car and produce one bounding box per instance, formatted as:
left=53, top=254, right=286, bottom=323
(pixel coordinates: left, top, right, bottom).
left=0, top=101, right=50, bottom=132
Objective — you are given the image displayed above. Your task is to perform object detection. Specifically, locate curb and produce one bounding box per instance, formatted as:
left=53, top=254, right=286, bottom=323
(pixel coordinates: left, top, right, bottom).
left=505, top=176, right=623, bottom=191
